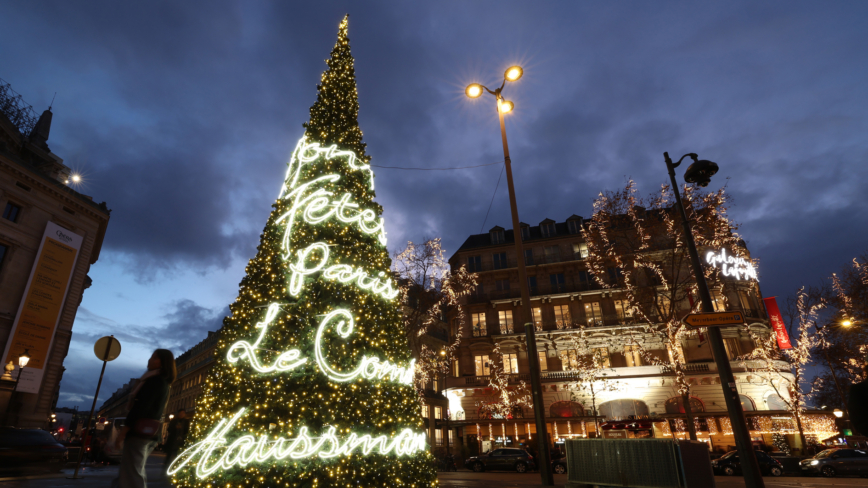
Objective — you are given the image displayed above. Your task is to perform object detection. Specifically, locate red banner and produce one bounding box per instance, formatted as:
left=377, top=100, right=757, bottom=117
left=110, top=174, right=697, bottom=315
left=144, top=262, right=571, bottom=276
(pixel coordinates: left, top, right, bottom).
left=763, top=297, right=792, bottom=350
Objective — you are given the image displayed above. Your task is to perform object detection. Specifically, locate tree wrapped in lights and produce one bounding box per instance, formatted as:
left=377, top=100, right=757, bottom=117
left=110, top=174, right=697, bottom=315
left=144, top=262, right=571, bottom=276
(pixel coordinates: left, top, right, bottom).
left=583, top=180, right=751, bottom=440
left=170, top=17, right=437, bottom=488
left=742, top=287, right=822, bottom=452
left=393, top=238, right=477, bottom=401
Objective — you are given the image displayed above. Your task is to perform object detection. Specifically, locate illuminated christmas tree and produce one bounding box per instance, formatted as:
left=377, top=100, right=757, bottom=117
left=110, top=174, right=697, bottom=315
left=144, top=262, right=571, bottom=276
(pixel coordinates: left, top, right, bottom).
left=170, top=16, right=437, bottom=488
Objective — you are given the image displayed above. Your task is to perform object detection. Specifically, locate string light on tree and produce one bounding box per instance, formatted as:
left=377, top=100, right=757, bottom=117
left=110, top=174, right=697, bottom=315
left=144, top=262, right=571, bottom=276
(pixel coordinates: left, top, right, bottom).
left=169, top=15, right=436, bottom=488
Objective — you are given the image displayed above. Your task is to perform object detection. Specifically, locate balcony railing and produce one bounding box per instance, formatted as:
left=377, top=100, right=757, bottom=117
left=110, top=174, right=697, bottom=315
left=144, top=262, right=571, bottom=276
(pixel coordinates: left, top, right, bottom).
left=464, top=252, right=593, bottom=274
left=465, top=281, right=603, bottom=304
left=471, top=328, right=488, bottom=337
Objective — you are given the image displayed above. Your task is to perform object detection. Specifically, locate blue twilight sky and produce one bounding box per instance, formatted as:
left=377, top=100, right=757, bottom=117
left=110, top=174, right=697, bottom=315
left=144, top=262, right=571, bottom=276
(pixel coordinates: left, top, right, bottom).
left=1, top=1, right=867, bottom=409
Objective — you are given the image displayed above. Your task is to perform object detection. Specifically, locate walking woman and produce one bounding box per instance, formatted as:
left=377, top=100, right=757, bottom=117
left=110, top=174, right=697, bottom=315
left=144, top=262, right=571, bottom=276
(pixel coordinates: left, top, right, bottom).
left=112, top=349, right=176, bottom=488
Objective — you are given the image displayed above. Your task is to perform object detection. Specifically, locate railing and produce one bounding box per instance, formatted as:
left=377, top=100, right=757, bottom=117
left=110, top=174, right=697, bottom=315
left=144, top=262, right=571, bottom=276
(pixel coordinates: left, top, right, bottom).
left=464, top=252, right=593, bottom=274
left=460, top=370, right=584, bottom=387
left=471, top=328, right=488, bottom=337
left=464, top=281, right=603, bottom=304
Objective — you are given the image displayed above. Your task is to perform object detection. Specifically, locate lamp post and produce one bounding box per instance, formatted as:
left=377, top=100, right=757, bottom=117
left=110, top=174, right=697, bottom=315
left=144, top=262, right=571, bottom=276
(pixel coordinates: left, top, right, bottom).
left=3, top=349, right=30, bottom=426
left=466, top=66, right=553, bottom=486
left=663, top=152, right=765, bottom=488
left=439, top=348, right=451, bottom=456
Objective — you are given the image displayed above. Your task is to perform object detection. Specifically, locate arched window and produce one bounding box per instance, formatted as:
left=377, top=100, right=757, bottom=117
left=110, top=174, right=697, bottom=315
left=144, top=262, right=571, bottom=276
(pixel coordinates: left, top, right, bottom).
left=550, top=401, right=584, bottom=418
left=765, top=394, right=787, bottom=410
left=664, top=396, right=705, bottom=414
left=598, top=399, right=649, bottom=420
left=739, top=395, right=756, bottom=411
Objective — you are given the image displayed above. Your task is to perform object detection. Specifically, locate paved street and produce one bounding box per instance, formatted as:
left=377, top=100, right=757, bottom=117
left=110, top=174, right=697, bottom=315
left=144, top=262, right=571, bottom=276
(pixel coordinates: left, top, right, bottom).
left=3, top=458, right=867, bottom=487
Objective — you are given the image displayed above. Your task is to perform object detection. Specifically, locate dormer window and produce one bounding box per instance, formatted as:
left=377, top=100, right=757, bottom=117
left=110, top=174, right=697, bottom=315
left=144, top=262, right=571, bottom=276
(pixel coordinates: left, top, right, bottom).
left=567, top=216, right=583, bottom=234
left=489, top=227, right=505, bottom=244
left=540, top=220, right=556, bottom=237
left=520, top=224, right=530, bottom=241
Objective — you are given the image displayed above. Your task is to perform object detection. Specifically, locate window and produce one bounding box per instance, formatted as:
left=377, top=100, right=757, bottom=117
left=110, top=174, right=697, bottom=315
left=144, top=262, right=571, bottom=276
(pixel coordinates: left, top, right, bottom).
left=541, top=222, right=556, bottom=237
left=624, top=345, right=643, bottom=367
left=490, top=229, right=505, bottom=244
left=475, top=355, right=491, bottom=376
left=710, top=290, right=725, bottom=312
left=559, top=349, right=579, bottom=370
left=584, top=302, right=603, bottom=326
left=568, top=219, right=582, bottom=234
left=655, top=295, right=672, bottom=319
left=0, top=244, right=7, bottom=272
left=528, top=276, right=538, bottom=295
left=578, top=270, right=595, bottom=290
left=532, top=307, right=543, bottom=331
left=739, top=395, right=756, bottom=411
left=524, top=249, right=535, bottom=266
left=495, top=279, right=510, bottom=292
left=553, top=304, right=571, bottom=329
left=598, top=399, right=649, bottom=420
left=765, top=394, right=787, bottom=410
left=572, top=242, right=589, bottom=259
left=498, top=310, right=514, bottom=334
left=472, top=313, right=487, bottom=337
left=432, top=376, right=439, bottom=391
left=493, top=252, right=508, bottom=270
left=738, top=290, right=756, bottom=316
left=452, top=359, right=460, bottom=377
left=503, top=353, right=519, bottom=373
left=2, top=203, right=22, bottom=223
left=467, top=255, right=482, bottom=272
left=422, top=405, right=429, bottom=418
left=664, top=396, right=705, bottom=414
left=451, top=319, right=461, bottom=340
left=550, top=273, right=566, bottom=293
left=521, top=226, right=530, bottom=241
left=607, top=267, right=622, bottom=284
left=434, top=406, right=443, bottom=420
left=592, top=347, right=611, bottom=367
left=614, top=300, right=632, bottom=320
left=539, top=354, right=548, bottom=371
left=544, top=245, right=561, bottom=263
left=434, top=428, right=443, bottom=446
left=723, top=337, right=740, bottom=360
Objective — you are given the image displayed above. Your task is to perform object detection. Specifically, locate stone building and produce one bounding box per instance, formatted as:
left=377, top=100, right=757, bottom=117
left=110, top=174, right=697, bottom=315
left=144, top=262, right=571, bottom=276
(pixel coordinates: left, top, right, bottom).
left=441, top=216, right=835, bottom=456
left=0, top=78, right=110, bottom=427
left=166, top=330, right=220, bottom=417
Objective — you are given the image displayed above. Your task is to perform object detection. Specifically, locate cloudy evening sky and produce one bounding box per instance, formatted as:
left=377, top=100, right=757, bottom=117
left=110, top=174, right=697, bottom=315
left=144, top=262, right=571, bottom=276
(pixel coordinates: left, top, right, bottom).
left=2, top=1, right=867, bottom=409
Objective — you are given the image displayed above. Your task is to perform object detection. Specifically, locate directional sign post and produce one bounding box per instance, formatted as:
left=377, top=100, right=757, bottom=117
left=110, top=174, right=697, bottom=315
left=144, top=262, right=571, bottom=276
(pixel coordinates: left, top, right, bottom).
left=682, top=311, right=745, bottom=329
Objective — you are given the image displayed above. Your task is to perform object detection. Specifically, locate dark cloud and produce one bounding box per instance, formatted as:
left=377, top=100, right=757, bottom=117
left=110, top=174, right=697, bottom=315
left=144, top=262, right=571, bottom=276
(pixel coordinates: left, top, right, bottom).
left=3, top=1, right=868, bottom=407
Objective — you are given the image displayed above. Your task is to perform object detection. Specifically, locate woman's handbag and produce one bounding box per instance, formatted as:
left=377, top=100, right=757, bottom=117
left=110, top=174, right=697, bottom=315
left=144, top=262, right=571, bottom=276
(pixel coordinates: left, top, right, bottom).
left=132, top=418, right=162, bottom=437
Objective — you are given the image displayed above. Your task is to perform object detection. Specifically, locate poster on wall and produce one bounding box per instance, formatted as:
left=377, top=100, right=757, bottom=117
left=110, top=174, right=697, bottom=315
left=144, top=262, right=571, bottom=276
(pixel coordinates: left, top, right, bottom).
left=2, top=222, right=83, bottom=394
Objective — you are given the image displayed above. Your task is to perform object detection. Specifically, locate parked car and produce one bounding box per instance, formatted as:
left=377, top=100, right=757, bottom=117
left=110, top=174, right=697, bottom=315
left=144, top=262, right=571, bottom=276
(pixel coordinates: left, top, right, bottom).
left=552, top=459, right=567, bottom=474
left=711, top=450, right=783, bottom=477
left=799, top=448, right=868, bottom=477
left=0, top=427, right=68, bottom=475
left=464, top=448, right=536, bottom=473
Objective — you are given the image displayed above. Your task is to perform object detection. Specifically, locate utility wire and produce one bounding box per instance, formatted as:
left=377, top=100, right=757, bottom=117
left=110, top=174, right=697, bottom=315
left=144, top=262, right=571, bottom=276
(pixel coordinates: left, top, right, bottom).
left=370, top=161, right=503, bottom=171
left=480, top=163, right=506, bottom=233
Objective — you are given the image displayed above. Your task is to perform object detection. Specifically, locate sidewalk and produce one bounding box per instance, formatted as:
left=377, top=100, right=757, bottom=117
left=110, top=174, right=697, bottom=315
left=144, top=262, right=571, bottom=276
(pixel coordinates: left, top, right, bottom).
left=0, top=452, right=172, bottom=488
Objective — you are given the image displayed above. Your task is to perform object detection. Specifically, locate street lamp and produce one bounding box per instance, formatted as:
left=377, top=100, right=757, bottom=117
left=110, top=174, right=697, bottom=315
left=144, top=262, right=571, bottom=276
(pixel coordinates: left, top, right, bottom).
left=833, top=409, right=844, bottom=419
left=465, top=67, right=554, bottom=486
left=663, top=153, right=765, bottom=488
left=15, top=349, right=30, bottom=387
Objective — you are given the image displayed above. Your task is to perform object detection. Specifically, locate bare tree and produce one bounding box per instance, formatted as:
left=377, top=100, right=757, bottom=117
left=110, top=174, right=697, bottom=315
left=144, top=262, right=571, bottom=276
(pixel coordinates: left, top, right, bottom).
left=742, top=288, right=822, bottom=450
left=584, top=179, right=749, bottom=440
left=393, top=238, right=477, bottom=402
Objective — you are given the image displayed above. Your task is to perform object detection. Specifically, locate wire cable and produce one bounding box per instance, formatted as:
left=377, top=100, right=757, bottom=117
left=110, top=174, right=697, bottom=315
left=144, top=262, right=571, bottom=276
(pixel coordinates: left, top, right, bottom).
left=480, top=163, right=506, bottom=233
left=370, top=161, right=503, bottom=171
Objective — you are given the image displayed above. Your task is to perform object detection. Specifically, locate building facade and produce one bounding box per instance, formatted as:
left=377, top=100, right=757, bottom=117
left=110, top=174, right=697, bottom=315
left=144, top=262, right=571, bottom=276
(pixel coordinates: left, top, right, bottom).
left=0, top=78, right=110, bottom=428
left=442, top=216, right=835, bottom=456
left=166, top=330, right=220, bottom=417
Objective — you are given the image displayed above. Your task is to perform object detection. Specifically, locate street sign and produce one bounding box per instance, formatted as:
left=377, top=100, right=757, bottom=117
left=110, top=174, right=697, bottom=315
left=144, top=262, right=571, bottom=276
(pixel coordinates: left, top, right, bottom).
left=681, top=311, right=745, bottom=329
left=93, top=336, right=121, bottom=361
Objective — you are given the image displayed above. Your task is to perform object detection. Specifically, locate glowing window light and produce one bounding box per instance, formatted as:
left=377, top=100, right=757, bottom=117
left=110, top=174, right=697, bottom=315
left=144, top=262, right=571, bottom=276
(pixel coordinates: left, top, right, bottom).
left=289, top=242, right=399, bottom=300
left=167, top=409, right=426, bottom=479
left=314, top=309, right=414, bottom=385
left=226, top=304, right=307, bottom=373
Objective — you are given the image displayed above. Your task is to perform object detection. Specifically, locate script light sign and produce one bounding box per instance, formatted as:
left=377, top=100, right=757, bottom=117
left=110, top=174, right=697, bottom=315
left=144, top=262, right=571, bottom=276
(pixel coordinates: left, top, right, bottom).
left=705, top=248, right=758, bottom=281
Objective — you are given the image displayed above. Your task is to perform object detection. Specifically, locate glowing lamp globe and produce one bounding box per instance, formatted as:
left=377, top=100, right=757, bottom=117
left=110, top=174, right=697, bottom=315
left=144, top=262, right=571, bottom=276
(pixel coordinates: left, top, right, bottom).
left=499, top=100, right=514, bottom=114
left=504, top=66, right=523, bottom=82
left=833, top=409, right=844, bottom=418
left=18, top=349, right=30, bottom=368
left=465, top=83, right=483, bottom=99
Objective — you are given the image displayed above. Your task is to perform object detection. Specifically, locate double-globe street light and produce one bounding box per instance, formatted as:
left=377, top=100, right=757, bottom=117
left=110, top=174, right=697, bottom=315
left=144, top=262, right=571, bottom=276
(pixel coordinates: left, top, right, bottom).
left=664, top=152, right=765, bottom=488
left=465, top=66, right=554, bottom=486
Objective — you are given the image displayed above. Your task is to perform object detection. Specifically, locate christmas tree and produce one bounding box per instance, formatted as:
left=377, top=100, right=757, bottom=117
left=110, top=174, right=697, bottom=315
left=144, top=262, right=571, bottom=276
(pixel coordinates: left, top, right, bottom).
left=170, top=16, right=437, bottom=488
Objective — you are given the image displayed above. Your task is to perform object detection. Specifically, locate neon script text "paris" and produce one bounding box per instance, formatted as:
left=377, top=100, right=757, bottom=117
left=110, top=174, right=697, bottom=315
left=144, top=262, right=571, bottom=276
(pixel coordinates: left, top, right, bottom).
left=706, top=248, right=758, bottom=281
left=167, top=409, right=427, bottom=479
